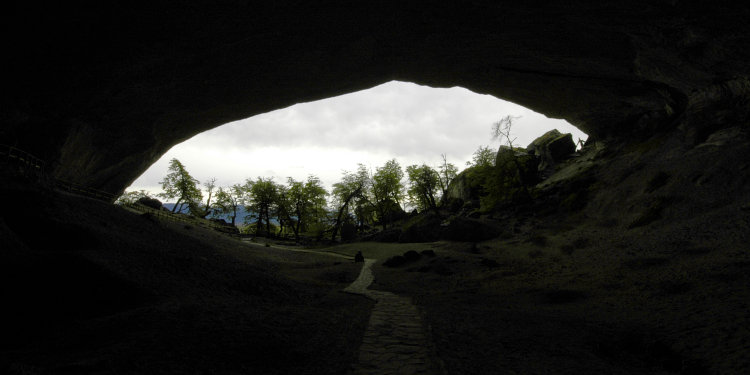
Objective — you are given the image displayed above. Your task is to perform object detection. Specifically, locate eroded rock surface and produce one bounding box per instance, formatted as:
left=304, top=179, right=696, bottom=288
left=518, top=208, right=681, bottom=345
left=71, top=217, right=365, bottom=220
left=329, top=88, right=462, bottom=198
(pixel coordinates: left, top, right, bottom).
left=4, top=2, right=750, bottom=196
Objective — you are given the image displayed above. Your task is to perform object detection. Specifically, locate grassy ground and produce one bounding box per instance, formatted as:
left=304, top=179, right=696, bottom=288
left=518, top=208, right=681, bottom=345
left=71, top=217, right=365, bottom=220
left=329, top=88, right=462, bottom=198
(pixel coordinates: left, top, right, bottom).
left=309, top=136, right=750, bottom=374
left=1, top=182, right=372, bottom=375
left=317, top=217, right=749, bottom=374
left=3, top=124, right=749, bottom=374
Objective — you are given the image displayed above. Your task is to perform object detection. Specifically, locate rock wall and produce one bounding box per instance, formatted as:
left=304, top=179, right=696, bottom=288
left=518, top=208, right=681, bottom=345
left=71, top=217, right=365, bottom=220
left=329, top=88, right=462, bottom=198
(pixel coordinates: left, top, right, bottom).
left=4, top=1, right=750, bottom=196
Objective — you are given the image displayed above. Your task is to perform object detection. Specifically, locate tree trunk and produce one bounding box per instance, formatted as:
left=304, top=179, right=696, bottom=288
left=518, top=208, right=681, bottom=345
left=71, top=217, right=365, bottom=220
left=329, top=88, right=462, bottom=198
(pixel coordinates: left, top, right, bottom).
left=264, top=206, right=271, bottom=236
left=200, top=190, right=213, bottom=218
left=171, top=198, right=182, bottom=213
left=331, top=186, right=361, bottom=241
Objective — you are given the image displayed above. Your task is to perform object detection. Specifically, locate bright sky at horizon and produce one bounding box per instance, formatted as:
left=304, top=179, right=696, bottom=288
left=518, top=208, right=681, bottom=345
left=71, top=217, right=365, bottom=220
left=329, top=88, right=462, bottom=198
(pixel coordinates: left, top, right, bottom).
left=127, top=81, right=587, bottom=201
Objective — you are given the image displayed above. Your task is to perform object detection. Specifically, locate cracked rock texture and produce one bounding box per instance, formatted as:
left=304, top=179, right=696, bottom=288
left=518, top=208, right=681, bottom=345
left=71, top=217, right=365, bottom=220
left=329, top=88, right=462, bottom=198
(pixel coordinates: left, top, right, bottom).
left=4, top=1, right=750, bottom=195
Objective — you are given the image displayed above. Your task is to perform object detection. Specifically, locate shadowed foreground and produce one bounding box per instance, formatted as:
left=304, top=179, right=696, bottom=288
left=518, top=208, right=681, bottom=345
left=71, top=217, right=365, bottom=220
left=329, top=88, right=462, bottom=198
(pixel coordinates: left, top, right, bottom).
left=0, top=180, right=372, bottom=374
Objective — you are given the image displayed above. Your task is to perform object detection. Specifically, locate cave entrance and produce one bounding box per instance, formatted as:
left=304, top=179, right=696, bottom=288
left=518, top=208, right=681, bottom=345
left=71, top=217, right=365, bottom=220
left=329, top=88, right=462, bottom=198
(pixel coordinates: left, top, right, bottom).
left=126, top=81, right=587, bottom=201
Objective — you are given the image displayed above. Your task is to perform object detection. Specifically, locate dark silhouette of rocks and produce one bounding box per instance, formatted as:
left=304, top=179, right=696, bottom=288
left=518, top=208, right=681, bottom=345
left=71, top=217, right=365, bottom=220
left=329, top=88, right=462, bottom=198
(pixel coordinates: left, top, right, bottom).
left=137, top=196, right=164, bottom=210
left=527, top=130, right=577, bottom=172
left=4, top=2, right=750, bottom=196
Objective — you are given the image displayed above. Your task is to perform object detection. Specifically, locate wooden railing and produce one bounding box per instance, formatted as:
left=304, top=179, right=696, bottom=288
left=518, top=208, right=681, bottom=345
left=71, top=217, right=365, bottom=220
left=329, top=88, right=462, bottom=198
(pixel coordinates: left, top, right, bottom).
left=1, top=144, right=240, bottom=238
left=0, top=144, right=46, bottom=177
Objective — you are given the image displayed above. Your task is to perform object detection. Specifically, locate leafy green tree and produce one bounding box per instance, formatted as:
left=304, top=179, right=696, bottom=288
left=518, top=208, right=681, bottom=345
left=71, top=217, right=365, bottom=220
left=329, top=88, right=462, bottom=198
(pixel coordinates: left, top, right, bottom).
left=331, top=165, right=370, bottom=241
left=467, top=145, right=496, bottom=168
left=245, top=177, right=277, bottom=236
left=405, top=164, right=440, bottom=212
left=277, top=175, right=328, bottom=241
left=159, top=158, right=202, bottom=213
left=372, top=159, right=405, bottom=229
left=437, top=154, right=458, bottom=200
left=189, top=177, right=217, bottom=218
left=273, top=183, right=292, bottom=237
left=213, top=184, right=245, bottom=225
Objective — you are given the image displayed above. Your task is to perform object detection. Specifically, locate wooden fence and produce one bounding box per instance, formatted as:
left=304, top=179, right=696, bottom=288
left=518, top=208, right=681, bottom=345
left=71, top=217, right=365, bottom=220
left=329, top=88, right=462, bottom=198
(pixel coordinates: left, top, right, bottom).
left=123, top=202, right=234, bottom=231
left=1, top=144, right=240, bottom=238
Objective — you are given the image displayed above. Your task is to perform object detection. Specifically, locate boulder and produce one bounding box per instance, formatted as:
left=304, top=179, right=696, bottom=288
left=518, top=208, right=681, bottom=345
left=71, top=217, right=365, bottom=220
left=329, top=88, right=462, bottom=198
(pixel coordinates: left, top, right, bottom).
left=546, top=133, right=577, bottom=161
left=137, top=196, right=163, bottom=210
left=399, top=212, right=442, bottom=243
left=526, top=129, right=564, bottom=154
left=383, top=255, right=407, bottom=267
left=444, top=166, right=487, bottom=204
left=495, top=146, right=540, bottom=185
left=527, top=130, right=577, bottom=171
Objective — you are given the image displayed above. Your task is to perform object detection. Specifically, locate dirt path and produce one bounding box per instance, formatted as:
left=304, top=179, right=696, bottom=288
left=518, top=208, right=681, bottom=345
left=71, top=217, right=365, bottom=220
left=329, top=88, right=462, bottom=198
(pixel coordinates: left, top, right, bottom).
left=345, top=259, right=441, bottom=375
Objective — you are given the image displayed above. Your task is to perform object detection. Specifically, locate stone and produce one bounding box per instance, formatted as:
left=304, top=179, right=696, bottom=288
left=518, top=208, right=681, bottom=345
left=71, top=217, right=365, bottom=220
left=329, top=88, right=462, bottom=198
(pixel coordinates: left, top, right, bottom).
left=495, top=146, right=540, bottom=185
left=399, top=212, right=442, bottom=243
left=136, top=196, right=163, bottom=210
left=529, top=132, right=577, bottom=172
left=546, top=133, right=577, bottom=161
left=526, top=129, right=564, bottom=154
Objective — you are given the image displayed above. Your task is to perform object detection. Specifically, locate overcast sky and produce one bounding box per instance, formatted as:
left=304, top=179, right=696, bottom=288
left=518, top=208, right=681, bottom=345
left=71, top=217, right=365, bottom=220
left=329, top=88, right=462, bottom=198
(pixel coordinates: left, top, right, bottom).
left=128, top=81, right=587, bottom=199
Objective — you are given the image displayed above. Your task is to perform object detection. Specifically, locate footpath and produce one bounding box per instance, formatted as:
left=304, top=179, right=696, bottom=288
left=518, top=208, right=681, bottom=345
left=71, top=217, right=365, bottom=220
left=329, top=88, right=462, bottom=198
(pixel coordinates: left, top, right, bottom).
left=344, top=259, right=442, bottom=375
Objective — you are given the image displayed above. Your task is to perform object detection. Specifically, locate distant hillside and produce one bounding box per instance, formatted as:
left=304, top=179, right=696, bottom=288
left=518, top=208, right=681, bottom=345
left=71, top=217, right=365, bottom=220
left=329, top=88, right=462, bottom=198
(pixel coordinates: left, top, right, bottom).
left=161, top=203, right=276, bottom=226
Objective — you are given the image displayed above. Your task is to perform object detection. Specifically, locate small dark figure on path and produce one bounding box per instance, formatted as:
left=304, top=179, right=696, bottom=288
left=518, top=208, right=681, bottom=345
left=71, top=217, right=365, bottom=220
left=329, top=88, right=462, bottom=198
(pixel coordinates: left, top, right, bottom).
left=354, top=251, right=364, bottom=263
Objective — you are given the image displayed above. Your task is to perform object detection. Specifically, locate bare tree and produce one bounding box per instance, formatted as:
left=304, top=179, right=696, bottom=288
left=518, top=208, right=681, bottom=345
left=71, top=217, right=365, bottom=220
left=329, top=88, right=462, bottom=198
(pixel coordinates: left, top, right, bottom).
left=492, top=115, right=532, bottom=199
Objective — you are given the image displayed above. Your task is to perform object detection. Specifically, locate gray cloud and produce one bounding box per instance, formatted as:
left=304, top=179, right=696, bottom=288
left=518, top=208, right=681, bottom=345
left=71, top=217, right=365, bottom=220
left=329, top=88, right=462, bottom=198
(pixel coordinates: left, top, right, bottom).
left=129, top=81, right=586, bottom=195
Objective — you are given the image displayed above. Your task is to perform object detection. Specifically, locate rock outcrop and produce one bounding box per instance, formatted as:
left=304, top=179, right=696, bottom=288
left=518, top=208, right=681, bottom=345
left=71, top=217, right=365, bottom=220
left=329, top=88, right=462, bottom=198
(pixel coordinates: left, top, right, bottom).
left=4, top=2, right=750, bottom=197
left=137, top=197, right=164, bottom=210
left=527, top=130, right=578, bottom=172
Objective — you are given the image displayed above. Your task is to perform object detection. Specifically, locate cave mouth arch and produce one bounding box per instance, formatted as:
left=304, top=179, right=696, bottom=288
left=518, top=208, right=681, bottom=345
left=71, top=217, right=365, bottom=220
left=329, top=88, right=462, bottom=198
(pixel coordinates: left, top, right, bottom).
left=9, top=2, right=747, bottom=197
left=126, top=80, right=587, bottom=200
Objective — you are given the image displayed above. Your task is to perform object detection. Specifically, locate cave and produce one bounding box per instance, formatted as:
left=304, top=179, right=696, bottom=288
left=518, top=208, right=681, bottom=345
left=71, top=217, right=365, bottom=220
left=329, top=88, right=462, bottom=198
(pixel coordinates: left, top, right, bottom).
left=3, top=1, right=750, bottom=374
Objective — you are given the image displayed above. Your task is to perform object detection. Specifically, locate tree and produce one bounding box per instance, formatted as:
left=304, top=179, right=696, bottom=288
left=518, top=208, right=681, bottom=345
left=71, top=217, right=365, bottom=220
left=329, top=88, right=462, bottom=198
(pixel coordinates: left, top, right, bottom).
left=274, top=183, right=293, bottom=237
left=245, top=177, right=277, bottom=236
left=491, top=115, right=532, bottom=199
left=280, top=175, right=328, bottom=242
left=213, top=184, right=245, bottom=226
left=406, top=164, right=441, bottom=212
left=437, top=154, right=458, bottom=199
left=467, top=145, right=496, bottom=168
left=158, top=158, right=202, bottom=213
left=331, top=165, right=370, bottom=241
left=301, top=175, right=329, bottom=238
left=491, top=115, right=521, bottom=146
left=189, top=177, right=217, bottom=218
left=372, top=159, right=405, bottom=229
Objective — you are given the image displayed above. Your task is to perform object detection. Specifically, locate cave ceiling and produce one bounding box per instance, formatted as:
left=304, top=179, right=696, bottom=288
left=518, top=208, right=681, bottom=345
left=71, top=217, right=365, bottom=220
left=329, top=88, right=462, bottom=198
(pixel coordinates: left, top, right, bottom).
left=4, top=1, right=750, bottom=195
